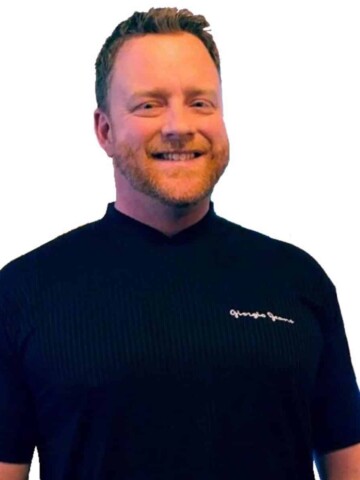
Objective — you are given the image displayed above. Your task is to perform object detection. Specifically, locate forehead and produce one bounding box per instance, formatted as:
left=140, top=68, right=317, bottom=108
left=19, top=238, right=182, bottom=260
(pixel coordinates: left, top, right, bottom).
left=109, top=32, right=220, bottom=95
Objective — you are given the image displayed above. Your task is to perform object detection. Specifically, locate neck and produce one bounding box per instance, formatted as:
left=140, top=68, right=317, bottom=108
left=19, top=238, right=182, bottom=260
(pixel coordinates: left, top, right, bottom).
left=114, top=191, right=210, bottom=238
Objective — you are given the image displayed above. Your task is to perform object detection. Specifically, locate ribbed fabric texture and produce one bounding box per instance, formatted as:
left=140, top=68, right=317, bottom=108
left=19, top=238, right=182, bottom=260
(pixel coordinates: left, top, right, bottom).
left=0, top=201, right=359, bottom=480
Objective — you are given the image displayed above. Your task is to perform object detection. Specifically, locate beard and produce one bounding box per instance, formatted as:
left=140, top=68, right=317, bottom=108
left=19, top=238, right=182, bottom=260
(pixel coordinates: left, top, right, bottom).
left=112, top=137, right=230, bottom=208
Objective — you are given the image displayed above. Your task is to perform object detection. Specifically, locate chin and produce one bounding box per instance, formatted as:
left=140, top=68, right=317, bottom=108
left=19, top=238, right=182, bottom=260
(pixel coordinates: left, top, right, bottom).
left=150, top=188, right=212, bottom=209
left=160, top=198, right=201, bottom=208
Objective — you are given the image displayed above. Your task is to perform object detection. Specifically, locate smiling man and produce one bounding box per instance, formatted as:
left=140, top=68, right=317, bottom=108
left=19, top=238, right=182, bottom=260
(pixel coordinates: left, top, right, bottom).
left=0, top=7, right=360, bottom=480
left=95, top=27, right=230, bottom=235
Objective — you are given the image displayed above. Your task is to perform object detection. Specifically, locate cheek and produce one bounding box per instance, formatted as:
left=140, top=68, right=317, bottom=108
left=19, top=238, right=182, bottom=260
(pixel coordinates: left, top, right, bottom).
left=203, top=119, right=228, bottom=144
left=118, top=121, right=159, bottom=147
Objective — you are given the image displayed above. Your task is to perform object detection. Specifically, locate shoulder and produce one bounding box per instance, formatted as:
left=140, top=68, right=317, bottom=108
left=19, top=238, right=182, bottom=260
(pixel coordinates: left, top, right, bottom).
left=0, top=217, right=105, bottom=294
left=215, top=215, right=334, bottom=294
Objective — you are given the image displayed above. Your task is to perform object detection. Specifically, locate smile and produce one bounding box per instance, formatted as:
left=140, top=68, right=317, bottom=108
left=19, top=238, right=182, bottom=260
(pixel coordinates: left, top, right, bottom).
left=152, top=151, right=203, bottom=161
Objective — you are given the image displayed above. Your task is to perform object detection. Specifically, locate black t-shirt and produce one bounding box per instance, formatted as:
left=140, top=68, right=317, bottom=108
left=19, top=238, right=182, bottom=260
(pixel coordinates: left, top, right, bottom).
left=1, top=202, right=359, bottom=479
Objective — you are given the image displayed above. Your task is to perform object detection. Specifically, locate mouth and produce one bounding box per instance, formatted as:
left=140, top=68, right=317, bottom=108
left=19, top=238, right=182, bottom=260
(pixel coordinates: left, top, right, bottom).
left=151, top=151, right=204, bottom=161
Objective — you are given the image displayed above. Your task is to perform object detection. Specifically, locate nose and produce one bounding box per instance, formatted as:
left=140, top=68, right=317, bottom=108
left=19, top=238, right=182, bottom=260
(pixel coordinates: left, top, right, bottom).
left=161, top=104, right=195, bottom=140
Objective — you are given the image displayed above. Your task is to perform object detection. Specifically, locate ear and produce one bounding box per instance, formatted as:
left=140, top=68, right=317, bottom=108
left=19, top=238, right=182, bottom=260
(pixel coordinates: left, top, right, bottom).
left=94, top=108, right=115, bottom=157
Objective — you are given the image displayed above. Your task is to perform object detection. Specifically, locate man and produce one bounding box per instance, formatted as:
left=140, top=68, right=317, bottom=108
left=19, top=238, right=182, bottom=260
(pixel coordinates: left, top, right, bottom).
left=0, top=7, right=359, bottom=480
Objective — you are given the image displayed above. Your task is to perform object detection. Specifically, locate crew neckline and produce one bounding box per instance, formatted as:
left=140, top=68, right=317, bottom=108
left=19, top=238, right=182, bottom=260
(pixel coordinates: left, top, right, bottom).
left=100, top=201, right=218, bottom=245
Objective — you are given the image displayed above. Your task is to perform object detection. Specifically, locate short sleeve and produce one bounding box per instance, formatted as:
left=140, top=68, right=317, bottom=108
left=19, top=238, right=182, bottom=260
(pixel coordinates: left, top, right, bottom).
left=0, top=274, right=37, bottom=463
left=311, top=278, right=360, bottom=455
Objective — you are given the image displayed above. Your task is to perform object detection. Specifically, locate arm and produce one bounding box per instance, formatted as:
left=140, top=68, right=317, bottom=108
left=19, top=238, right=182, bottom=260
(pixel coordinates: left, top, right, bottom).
left=0, top=462, right=31, bottom=480
left=314, top=443, right=360, bottom=480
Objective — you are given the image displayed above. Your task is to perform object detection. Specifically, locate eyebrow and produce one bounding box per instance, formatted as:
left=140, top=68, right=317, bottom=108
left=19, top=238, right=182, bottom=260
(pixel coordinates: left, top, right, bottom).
left=129, top=88, right=218, bottom=102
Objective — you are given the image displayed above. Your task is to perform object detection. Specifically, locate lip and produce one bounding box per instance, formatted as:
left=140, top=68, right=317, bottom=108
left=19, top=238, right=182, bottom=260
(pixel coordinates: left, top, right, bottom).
left=151, top=151, right=204, bottom=160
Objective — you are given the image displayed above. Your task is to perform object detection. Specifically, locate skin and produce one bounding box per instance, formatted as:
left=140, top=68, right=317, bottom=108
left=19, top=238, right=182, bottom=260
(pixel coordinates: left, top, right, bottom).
left=314, top=443, right=360, bottom=479
left=0, top=462, right=30, bottom=479
left=5, top=31, right=355, bottom=480
left=94, top=32, right=230, bottom=236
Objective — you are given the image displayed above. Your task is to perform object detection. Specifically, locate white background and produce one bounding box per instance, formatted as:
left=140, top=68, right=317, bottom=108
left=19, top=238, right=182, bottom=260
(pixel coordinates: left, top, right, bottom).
left=0, top=1, right=359, bottom=479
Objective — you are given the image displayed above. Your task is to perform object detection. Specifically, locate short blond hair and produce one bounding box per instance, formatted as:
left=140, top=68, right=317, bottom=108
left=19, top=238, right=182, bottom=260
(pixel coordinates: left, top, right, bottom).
left=95, top=7, right=221, bottom=112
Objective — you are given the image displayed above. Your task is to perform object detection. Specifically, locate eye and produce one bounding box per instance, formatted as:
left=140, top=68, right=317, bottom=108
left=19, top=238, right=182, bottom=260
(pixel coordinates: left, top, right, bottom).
left=140, top=102, right=156, bottom=109
left=133, top=101, right=163, bottom=117
left=190, top=99, right=215, bottom=112
left=136, top=102, right=160, bottom=110
left=192, top=100, right=208, bottom=107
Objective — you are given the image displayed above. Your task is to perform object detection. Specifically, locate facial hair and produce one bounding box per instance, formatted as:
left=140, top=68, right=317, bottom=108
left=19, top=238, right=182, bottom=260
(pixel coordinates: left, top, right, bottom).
left=112, top=137, right=230, bottom=208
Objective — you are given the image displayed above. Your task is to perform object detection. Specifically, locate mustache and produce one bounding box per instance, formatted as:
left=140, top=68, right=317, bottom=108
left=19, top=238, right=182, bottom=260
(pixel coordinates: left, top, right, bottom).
left=146, top=139, right=211, bottom=154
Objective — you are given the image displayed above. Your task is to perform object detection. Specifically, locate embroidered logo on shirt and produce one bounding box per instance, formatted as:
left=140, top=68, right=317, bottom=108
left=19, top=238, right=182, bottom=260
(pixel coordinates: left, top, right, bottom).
left=230, top=309, right=295, bottom=324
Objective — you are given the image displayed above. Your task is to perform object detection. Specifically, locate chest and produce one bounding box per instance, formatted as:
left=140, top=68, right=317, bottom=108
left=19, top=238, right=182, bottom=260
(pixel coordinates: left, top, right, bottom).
left=23, top=259, right=323, bottom=398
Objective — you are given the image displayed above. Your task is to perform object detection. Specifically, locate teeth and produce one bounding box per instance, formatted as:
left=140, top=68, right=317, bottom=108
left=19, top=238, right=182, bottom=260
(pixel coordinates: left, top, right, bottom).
left=159, top=152, right=197, bottom=161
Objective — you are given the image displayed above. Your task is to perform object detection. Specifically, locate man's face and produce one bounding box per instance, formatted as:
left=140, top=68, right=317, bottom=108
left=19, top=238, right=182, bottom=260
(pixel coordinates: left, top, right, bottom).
left=96, top=32, right=229, bottom=208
